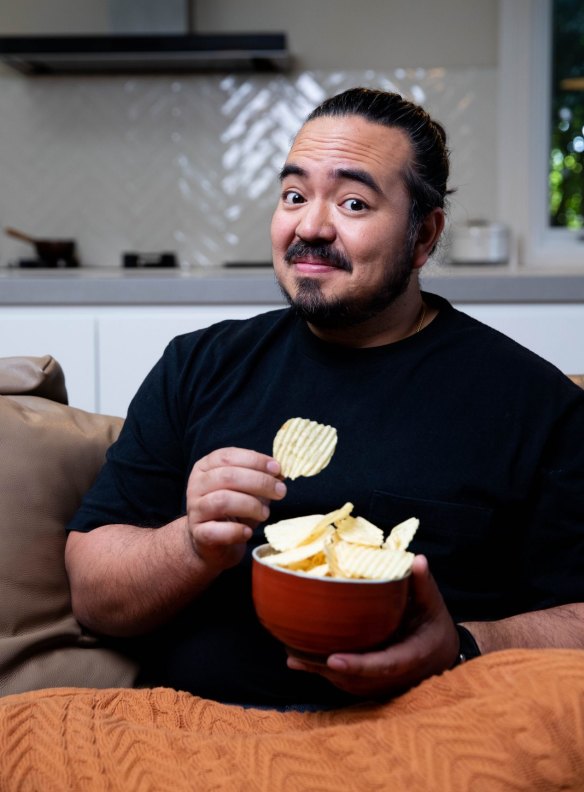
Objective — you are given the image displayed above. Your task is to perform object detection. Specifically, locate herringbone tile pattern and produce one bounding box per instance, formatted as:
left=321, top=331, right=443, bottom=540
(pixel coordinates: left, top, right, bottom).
left=0, top=69, right=495, bottom=269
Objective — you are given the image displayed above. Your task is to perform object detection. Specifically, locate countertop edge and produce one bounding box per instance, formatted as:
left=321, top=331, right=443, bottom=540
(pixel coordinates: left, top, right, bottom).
left=1, top=267, right=584, bottom=305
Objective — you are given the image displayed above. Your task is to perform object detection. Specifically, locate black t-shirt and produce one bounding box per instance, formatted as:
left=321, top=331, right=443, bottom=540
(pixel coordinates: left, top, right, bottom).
left=67, top=293, right=584, bottom=706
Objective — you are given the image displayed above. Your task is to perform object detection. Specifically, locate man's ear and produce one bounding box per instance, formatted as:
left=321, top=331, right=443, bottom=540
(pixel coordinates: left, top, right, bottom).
left=411, top=208, right=445, bottom=270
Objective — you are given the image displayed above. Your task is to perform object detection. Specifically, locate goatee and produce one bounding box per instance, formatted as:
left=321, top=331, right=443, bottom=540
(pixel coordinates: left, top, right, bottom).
left=277, top=243, right=413, bottom=329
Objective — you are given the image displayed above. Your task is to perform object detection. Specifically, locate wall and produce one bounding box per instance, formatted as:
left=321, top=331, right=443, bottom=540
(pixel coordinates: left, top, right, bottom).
left=0, top=1, right=499, bottom=270
left=197, top=0, right=498, bottom=70
left=0, top=0, right=109, bottom=34
left=0, top=0, right=498, bottom=66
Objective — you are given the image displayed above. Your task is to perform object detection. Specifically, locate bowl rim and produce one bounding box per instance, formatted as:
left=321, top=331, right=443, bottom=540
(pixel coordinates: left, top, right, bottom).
left=252, top=543, right=411, bottom=585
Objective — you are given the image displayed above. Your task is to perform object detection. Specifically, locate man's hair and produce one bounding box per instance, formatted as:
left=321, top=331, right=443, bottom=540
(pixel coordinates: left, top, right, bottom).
left=306, top=87, right=451, bottom=245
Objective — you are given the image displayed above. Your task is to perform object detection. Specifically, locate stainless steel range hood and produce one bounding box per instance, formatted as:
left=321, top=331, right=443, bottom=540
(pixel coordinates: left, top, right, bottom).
left=0, top=32, right=290, bottom=74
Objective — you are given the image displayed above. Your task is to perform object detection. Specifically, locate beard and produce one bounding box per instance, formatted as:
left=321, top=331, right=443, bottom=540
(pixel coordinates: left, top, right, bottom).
left=276, top=240, right=414, bottom=329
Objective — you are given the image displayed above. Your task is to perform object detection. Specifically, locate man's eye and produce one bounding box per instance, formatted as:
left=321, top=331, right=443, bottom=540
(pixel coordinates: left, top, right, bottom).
left=342, top=198, right=368, bottom=212
left=282, top=191, right=305, bottom=205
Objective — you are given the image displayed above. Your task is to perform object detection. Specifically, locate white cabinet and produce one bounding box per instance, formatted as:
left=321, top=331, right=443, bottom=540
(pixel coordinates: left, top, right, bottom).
left=97, top=306, right=280, bottom=416
left=0, top=308, right=97, bottom=411
left=1, top=303, right=584, bottom=417
left=0, top=305, right=279, bottom=415
left=463, top=304, right=584, bottom=376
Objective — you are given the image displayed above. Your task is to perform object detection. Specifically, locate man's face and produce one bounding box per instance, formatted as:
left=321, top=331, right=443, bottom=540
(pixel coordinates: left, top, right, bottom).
left=271, top=115, right=419, bottom=329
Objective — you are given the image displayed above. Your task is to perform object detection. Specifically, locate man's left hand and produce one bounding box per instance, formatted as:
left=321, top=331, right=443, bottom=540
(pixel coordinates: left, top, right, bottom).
left=286, top=555, right=460, bottom=698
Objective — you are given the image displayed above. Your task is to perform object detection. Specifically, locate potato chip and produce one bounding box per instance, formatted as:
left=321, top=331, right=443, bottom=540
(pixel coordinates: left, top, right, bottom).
left=264, top=514, right=326, bottom=552
left=262, top=503, right=418, bottom=581
left=303, top=562, right=331, bottom=578
left=293, top=552, right=327, bottom=572
left=273, top=417, right=338, bottom=480
left=323, top=529, right=341, bottom=577
left=384, top=517, right=419, bottom=551
left=262, top=533, right=327, bottom=570
left=334, top=541, right=414, bottom=581
left=336, top=514, right=384, bottom=547
left=315, top=502, right=354, bottom=532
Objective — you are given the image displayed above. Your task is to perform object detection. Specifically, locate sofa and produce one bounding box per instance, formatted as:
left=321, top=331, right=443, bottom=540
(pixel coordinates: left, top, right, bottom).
left=0, top=354, right=138, bottom=695
left=1, top=355, right=584, bottom=791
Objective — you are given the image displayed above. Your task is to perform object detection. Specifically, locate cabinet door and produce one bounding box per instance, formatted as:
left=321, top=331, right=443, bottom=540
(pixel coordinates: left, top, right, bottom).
left=460, top=304, right=584, bottom=375
left=0, top=309, right=96, bottom=411
left=97, top=306, right=279, bottom=417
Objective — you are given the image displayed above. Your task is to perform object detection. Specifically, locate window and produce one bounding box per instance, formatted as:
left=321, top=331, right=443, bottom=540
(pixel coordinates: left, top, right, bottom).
left=499, top=0, right=584, bottom=268
left=549, top=0, right=584, bottom=230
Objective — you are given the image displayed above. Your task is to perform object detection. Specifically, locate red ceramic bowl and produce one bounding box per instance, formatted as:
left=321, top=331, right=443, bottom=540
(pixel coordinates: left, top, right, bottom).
left=252, top=544, right=411, bottom=661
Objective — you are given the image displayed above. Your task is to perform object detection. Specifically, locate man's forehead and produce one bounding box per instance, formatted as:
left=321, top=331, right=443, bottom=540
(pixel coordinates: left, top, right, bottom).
left=286, top=115, right=412, bottom=175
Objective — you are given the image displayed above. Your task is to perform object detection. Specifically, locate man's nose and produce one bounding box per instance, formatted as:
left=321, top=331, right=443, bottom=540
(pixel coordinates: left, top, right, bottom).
left=295, top=200, right=336, bottom=243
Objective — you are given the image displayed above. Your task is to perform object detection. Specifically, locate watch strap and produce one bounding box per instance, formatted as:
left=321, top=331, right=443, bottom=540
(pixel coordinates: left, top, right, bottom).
left=453, top=624, right=481, bottom=666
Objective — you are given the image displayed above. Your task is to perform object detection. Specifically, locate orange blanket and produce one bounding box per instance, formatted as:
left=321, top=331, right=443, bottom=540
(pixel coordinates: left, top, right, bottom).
left=1, top=649, right=584, bottom=791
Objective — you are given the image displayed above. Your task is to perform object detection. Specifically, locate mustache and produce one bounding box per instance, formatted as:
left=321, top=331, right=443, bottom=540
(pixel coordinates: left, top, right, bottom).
left=284, top=242, right=353, bottom=273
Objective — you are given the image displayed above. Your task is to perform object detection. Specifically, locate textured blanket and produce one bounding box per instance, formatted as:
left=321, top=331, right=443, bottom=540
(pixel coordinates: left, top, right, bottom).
left=1, top=649, right=584, bottom=792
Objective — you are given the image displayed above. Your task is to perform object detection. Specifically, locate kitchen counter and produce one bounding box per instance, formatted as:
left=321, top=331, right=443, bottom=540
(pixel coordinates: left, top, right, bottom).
left=1, top=265, right=584, bottom=305
left=2, top=264, right=584, bottom=415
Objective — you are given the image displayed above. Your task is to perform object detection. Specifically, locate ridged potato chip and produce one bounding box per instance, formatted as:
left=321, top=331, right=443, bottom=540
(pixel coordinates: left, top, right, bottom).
left=333, top=542, right=414, bottom=581
left=385, top=517, right=420, bottom=551
left=273, top=417, right=338, bottom=480
left=336, top=514, right=384, bottom=547
left=262, top=504, right=419, bottom=582
left=264, top=514, right=326, bottom=552
left=323, top=529, right=341, bottom=577
left=262, top=534, right=326, bottom=569
left=304, top=562, right=330, bottom=578
left=262, top=527, right=336, bottom=570
left=314, top=502, right=354, bottom=531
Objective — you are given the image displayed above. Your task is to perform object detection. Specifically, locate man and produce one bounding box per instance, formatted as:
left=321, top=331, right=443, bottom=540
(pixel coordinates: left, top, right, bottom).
left=65, top=88, right=584, bottom=708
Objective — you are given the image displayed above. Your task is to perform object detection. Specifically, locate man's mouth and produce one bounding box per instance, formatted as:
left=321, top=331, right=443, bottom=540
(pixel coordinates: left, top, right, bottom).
left=284, top=243, right=352, bottom=273
left=293, top=257, right=339, bottom=274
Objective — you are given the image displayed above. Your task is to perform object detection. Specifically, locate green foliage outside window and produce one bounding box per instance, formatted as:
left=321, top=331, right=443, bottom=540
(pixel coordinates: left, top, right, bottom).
left=550, top=0, right=584, bottom=229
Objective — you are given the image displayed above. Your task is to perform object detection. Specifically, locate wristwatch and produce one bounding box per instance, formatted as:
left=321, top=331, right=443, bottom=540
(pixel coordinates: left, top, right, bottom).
left=453, top=624, right=482, bottom=666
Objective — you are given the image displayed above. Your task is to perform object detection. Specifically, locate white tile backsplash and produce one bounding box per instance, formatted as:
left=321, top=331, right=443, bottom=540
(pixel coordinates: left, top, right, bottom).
left=0, top=68, right=496, bottom=269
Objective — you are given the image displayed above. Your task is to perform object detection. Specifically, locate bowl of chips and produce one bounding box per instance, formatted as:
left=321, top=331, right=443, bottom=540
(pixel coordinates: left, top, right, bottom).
left=252, top=503, right=418, bottom=660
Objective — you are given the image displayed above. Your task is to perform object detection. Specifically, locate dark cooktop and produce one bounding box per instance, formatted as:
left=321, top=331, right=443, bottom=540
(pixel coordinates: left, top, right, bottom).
left=11, top=258, right=80, bottom=269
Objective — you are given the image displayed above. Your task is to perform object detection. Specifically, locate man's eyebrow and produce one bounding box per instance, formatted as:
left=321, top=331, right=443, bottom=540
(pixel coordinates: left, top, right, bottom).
left=279, top=163, right=306, bottom=181
left=335, top=167, right=383, bottom=195
left=278, top=163, right=382, bottom=195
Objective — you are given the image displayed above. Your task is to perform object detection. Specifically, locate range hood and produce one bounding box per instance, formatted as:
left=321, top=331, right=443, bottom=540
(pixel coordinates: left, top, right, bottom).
left=0, top=32, right=290, bottom=75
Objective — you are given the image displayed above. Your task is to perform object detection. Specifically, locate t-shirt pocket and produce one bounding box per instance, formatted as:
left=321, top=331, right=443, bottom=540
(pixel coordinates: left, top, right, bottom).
left=367, top=490, right=495, bottom=599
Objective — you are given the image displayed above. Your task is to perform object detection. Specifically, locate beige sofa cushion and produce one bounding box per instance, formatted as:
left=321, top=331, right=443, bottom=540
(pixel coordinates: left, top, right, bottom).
left=0, top=354, right=68, bottom=403
left=0, top=355, right=138, bottom=695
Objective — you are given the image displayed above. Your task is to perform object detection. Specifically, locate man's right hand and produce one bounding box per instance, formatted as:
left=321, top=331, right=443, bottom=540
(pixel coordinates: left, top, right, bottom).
left=66, top=447, right=286, bottom=637
left=185, top=447, right=287, bottom=573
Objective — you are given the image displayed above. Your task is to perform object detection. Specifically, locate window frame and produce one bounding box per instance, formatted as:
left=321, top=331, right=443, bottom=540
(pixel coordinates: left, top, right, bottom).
left=498, top=0, right=583, bottom=269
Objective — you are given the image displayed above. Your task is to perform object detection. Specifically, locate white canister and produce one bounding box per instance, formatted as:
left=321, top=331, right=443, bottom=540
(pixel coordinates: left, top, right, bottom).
left=449, top=221, right=510, bottom=265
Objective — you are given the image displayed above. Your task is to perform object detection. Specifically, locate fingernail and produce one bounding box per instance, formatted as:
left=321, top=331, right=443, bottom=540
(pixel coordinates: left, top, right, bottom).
left=261, top=504, right=270, bottom=520
left=267, top=459, right=280, bottom=474
left=275, top=481, right=287, bottom=497
left=328, top=656, right=348, bottom=671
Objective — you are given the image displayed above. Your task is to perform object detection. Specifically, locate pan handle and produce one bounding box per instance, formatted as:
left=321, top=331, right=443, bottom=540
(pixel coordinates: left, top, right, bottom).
left=4, top=227, right=36, bottom=244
